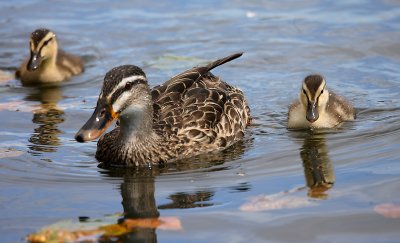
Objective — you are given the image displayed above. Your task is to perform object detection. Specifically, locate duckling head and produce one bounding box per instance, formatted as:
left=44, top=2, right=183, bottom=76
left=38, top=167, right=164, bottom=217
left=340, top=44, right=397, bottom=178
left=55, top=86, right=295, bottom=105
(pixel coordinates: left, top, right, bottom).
left=300, top=74, right=329, bottom=123
left=27, top=28, right=57, bottom=71
left=75, top=65, right=150, bottom=142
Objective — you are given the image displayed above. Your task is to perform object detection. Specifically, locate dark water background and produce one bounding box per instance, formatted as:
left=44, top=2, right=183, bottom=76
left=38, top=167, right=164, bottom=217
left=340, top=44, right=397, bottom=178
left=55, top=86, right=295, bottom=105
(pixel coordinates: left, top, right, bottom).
left=0, top=0, right=400, bottom=242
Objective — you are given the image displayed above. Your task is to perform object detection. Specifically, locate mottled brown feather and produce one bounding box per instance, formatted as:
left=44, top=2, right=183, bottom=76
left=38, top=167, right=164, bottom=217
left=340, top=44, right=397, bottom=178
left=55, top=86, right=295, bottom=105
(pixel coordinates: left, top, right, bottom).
left=96, top=53, right=251, bottom=167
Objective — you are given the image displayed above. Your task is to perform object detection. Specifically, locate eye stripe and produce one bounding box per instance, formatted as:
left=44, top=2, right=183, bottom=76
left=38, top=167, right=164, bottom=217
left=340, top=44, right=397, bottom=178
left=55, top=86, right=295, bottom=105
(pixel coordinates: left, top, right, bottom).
left=43, top=37, right=53, bottom=46
left=106, top=75, right=146, bottom=100
left=110, top=87, right=126, bottom=105
left=112, top=91, right=132, bottom=113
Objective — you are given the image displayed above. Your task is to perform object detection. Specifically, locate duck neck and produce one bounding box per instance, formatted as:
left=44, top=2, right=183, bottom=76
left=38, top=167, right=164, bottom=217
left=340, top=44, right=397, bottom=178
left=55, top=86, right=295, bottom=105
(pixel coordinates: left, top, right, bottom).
left=118, top=102, right=159, bottom=146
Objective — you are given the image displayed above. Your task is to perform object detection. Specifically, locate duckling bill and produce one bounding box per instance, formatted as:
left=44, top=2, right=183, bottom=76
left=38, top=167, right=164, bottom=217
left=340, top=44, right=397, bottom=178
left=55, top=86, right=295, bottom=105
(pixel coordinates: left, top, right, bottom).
left=16, top=28, right=84, bottom=85
left=75, top=53, right=251, bottom=167
left=288, top=74, right=355, bottom=129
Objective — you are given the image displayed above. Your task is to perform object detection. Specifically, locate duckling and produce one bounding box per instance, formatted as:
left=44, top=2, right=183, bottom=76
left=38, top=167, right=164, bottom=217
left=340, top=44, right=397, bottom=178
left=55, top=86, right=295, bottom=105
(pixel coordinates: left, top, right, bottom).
left=16, top=28, right=84, bottom=85
left=75, top=53, right=251, bottom=167
left=288, top=74, right=355, bottom=129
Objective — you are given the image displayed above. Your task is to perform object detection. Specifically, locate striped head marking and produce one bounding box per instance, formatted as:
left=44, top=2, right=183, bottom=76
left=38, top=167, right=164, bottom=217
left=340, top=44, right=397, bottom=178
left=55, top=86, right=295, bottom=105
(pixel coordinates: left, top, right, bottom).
left=300, top=74, right=328, bottom=123
left=101, top=65, right=149, bottom=114
left=27, top=28, right=57, bottom=71
left=75, top=65, right=149, bottom=142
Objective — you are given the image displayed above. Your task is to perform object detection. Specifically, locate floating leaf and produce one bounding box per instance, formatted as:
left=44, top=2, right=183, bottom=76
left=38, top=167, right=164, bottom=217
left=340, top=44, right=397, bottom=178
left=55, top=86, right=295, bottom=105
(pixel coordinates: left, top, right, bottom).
left=374, top=203, right=400, bottom=219
left=0, top=148, right=24, bottom=159
left=240, top=189, right=316, bottom=212
left=0, top=100, right=35, bottom=112
left=27, top=216, right=182, bottom=242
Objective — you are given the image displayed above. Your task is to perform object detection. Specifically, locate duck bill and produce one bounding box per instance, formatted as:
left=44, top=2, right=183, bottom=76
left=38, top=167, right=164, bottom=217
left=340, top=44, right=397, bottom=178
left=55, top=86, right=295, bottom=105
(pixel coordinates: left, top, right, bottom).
left=75, top=102, right=118, bottom=142
left=306, top=101, right=319, bottom=123
left=27, top=51, right=41, bottom=71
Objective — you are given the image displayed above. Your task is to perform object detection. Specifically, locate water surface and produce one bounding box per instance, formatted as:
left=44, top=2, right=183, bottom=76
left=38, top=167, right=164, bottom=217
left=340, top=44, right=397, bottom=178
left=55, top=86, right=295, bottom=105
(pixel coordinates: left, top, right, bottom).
left=1, top=0, right=400, bottom=242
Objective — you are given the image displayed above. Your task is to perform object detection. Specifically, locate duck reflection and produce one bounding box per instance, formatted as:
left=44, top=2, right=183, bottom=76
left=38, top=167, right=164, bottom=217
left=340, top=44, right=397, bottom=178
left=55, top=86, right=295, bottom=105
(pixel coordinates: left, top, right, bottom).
left=299, top=132, right=335, bottom=199
left=25, top=85, right=64, bottom=154
left=98, top=139, right=252, bottom=241
left=116, top=170, right=159, bottom=243
left=158, top=191, right=214, bottom=209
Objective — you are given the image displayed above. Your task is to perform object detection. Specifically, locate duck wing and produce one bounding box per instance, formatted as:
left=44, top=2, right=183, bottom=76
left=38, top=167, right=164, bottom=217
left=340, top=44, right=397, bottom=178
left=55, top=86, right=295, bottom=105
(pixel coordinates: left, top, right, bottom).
left=151, top=53, right=250, bottom=147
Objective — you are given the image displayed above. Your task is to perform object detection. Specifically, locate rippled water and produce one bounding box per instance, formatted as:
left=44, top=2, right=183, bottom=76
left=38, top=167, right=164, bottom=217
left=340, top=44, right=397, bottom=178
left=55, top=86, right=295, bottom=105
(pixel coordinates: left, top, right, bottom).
left=1, top=0, right=400, bottom=242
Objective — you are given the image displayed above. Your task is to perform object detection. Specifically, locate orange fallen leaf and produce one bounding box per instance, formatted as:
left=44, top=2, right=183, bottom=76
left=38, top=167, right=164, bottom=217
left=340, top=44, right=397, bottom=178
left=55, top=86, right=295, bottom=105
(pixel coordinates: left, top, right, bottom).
left=374, top=203, right=400, bottom=219
left=27, top=216, right=182, bottom=242
left=158, top=217, right=183, bottom=231
left=118, top=217, right=182, bottom=231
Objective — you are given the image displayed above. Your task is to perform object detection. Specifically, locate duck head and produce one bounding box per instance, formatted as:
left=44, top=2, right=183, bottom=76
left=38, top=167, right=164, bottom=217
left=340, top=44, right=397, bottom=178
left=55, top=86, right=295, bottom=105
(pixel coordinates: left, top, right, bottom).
left=75, top=65, right=150, bottom=142
left=27, top=28, right=58, bottom=71
left=299, top=74, right=329, bottom=123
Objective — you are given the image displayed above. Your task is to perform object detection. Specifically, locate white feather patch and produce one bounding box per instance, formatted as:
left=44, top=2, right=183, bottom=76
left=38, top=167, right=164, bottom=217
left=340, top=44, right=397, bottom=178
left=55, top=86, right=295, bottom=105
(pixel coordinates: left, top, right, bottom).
left=112, top=91, right=132, bottom=112
left=107, top=75, right=146, bottom=100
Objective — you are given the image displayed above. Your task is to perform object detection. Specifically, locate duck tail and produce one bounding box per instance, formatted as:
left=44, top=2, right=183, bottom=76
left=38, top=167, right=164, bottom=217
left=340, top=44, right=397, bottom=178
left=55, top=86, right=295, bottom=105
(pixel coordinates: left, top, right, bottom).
left=205, top=52, right=243, bottom=72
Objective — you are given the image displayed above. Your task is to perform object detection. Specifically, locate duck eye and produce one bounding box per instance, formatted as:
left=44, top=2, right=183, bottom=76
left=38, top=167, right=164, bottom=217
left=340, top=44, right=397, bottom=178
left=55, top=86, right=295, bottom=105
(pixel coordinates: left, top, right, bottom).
left=321, top=89, right=324, bottom=94
left=99, top=108, right=106, bottom=117
left=43, top=37, right=53, bottom=46
left=125, top=82, right=133, bottom=90
left=302, top=89, right=306, bottom=95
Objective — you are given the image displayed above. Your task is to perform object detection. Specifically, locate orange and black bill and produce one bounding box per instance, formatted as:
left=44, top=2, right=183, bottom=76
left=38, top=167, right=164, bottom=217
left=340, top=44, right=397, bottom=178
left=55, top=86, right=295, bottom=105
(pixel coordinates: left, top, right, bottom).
left=75, top=99, right=118, bottom=142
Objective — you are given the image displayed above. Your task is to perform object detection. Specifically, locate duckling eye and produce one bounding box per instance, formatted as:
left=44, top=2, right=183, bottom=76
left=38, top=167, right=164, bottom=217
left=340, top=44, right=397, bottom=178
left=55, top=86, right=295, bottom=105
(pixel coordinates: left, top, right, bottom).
left=302, top=89, right=306, bottom=95
left=125, top=82, right=133, bottom=90
left=321, top=89, right=324, bottom=94
left=43, top=37, right=53, bottom=46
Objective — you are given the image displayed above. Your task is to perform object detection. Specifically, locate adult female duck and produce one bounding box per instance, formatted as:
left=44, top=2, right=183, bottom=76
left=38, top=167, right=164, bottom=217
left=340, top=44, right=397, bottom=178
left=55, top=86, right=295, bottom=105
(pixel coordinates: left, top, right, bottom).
left=75, top=53, right=251, bottom=167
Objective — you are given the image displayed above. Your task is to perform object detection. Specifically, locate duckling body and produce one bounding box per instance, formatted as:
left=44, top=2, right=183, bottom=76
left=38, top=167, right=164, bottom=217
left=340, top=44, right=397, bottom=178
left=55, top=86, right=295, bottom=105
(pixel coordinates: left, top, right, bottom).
left=75, top=53, right=251, bottom=167
left=288, top=75, right=355, bottom=129
left=16, top=28, right=83, bottom=85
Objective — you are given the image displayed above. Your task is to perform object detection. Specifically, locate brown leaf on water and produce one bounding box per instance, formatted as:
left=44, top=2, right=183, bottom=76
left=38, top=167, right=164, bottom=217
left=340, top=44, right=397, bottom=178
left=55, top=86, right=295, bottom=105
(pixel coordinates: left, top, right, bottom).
left=27, top=228, right=100, bottom=243
left=374, top=203, right=400, bottom=219
left=122, top=217, right=182, bottom=231
left=26, top=217, right=182, bottom=242
left=0, top=148, right=24, bottom=159
left=0, top=100, right=35, bottom=112
left=240, top=189, right=316, bottom=212
left=158, top=217, right=183, bottom=230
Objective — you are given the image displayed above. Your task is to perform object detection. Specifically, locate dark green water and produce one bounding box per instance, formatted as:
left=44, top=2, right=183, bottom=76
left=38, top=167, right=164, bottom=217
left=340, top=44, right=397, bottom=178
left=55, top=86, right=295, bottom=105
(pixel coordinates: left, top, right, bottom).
left=0, top=0, right=400, bottom=242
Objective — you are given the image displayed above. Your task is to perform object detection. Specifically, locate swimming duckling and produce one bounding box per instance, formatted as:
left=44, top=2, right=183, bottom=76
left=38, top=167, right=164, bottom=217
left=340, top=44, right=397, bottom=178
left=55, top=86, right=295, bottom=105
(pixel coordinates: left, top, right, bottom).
left=16, top=28, right=84, bottom=85
left=288, top=74, right=355, bottom=129
left=75, top=53, right=251, bottom=167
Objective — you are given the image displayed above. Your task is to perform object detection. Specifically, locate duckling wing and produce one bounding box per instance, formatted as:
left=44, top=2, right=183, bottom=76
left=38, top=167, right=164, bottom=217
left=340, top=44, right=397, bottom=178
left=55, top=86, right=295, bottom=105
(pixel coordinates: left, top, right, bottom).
left=56, top=49, right=84, bottom=75
left=327, top=91, right=356, bottom=121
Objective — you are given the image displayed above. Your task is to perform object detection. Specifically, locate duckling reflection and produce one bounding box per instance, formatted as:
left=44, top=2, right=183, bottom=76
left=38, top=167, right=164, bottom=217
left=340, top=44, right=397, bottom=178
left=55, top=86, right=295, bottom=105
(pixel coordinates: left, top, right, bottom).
left=26, top=85, right=64, bottom=154
left=299, top=132, right=335, bottom=199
